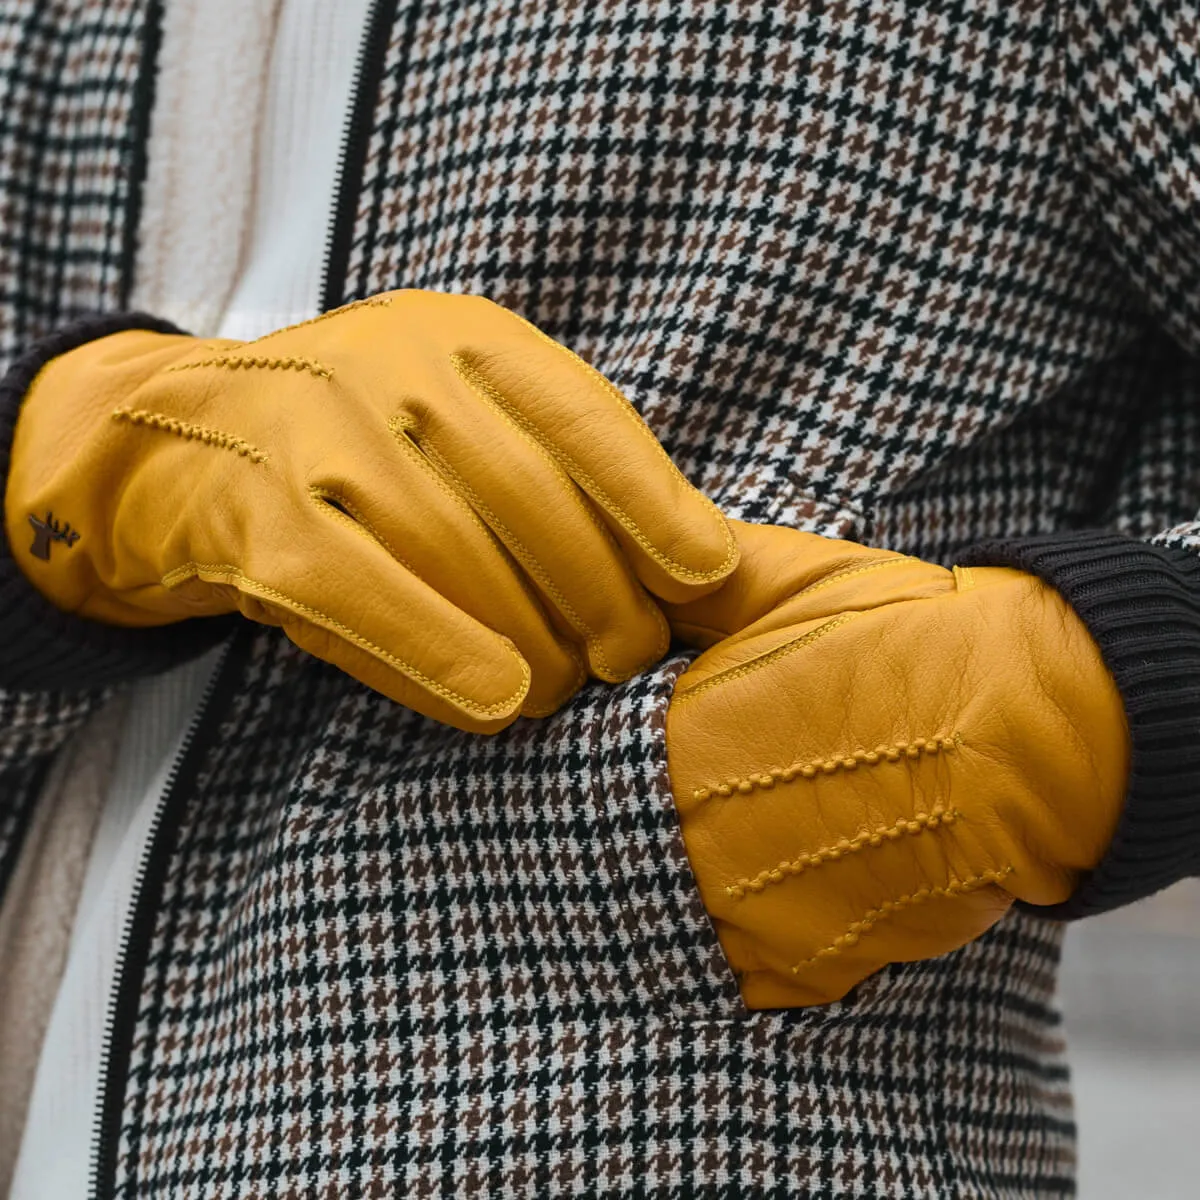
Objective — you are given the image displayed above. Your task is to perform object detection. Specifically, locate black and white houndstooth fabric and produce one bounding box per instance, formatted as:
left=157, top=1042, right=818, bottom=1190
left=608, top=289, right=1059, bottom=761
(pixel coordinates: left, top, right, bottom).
left=1, top=0, right=1199, bottom=1196
left=0, top=0, right=156, bottom=373
left=117, top=628, right=1074, bottom=1198
left=0, top=0, right=151, bottom=904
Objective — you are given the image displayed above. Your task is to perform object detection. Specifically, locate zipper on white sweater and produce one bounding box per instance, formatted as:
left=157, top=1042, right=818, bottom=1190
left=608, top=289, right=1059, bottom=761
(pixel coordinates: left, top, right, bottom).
left=320, top=0, right=392, bottom=310
left=87, top=3, right=391, bottom=1193
left=87, top=639, right=237, bottom=1200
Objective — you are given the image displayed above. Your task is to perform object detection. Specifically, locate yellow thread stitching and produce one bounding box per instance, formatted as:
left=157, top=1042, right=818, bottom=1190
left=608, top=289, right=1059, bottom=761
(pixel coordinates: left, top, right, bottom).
left=233, top=295, right=393, bottom=346
left=694, top=732, right=962, bottom=803
left=165, top=354, right=333, bottom=380
left=670, top=560, right=916, bottom=651
left=384, top=415, right=565, bottom=620
left=521, top=653, right=589, bottom=719
left=419, top=369, right=670, bottom=678
left=725, top=806, right=963, bottom=899
left=388, top=413, right=622, bottom=680
left=308, top=483, right=591, bottom=713
left=790, top=867, right=1015, bottom=973
left=793, top=556, right=917, bottom=597
left=449, top=350, right=737, bottom=585
left=307, top=488, right=422, bottom=578
left=158, top=562, right=529, bottom=718
left=111, top=408, right=267, bottom=464
left=672, top=613, right=857, bottom=706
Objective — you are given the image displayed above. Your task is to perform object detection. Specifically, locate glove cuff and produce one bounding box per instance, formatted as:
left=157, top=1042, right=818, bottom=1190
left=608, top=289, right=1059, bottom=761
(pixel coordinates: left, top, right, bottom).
left=0, top=314, right=237, bottom=693
left=960, top=532, right=1200, bottom=919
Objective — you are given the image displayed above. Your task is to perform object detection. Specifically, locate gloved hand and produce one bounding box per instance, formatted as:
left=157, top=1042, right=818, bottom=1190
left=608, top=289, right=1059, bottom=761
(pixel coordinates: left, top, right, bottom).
left=664, top=522, right=1130, bottom=1008
left=4, top=291, right=736, bottom=731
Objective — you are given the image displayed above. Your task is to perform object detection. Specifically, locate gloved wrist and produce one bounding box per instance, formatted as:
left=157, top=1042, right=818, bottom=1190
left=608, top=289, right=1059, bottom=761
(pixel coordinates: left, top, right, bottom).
left=0, top=314, right=235, bottom=693
left=663, top=522, right=1129, bottom=1008
left=962, top=531, right=1200, bottom=918
left=3, top=292, right=736, bottom=729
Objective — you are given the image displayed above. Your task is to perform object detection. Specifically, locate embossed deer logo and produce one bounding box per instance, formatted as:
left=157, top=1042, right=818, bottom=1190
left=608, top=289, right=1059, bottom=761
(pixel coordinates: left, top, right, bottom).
left=28, top=511, right=80, bottom=561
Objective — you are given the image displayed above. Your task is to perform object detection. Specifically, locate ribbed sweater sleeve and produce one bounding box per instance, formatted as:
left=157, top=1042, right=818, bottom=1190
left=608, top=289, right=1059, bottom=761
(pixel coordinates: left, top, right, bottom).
left=960, top=532, right=1200, bottom=918
left=0, top=315, right=237, bottom=693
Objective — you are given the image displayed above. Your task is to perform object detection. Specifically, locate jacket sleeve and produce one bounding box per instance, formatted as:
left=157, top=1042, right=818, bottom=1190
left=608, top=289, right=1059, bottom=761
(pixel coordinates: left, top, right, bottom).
left=0, top=317, right=236, bottom=884
left=1063, top=0, right=1200, bottom=350
left=951, top=6, right=1200, bottom=915
left=0, top=315, right=237, bottom=695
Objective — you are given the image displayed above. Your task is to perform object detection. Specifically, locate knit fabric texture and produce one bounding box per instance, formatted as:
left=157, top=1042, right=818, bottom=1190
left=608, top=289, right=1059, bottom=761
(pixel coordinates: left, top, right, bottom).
left=964, top=532, right=1200, bottom=918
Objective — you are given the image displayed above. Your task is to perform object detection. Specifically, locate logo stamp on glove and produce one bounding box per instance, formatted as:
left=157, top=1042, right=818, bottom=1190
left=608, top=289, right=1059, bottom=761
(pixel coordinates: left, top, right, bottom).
left=28, top=510, right=80, bottom=561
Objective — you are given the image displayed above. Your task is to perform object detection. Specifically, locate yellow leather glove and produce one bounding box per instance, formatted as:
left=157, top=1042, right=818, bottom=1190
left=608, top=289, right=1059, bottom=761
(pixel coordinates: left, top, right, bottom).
left=664, top=521, right=1130, bottom=1008
left=5, top=292, right=736, bottom=730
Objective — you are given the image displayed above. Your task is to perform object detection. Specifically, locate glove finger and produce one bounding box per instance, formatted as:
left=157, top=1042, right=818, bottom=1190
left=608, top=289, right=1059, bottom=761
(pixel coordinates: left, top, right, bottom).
left=664, top=520, right=945, bottom=649
left=167, top=516, right=533, bottom=732
left=394, top=386, right=669, bottom=684
left=308, top=444, right=586, bottom=718
left=663, top=520, right=890, bottom=646
left=726, top=870, right=1012, bottom=1010
left=441, top=296, right=738, bottom=602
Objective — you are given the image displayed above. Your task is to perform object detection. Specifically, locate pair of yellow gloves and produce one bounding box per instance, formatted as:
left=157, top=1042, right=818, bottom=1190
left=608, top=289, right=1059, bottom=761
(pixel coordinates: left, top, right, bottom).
left=5, top=292, right=1128, bottom=1008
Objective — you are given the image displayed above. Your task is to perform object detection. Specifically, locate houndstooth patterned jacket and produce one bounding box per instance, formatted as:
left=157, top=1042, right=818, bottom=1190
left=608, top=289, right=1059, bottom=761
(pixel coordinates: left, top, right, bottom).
left=1, top=1, right=1199, bottom=1196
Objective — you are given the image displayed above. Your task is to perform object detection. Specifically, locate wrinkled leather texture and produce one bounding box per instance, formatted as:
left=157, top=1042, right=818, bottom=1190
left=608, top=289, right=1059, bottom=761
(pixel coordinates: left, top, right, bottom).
left=664, top=521, right=1130, bottom=1008
left=5, top=291, right=736, bottom=731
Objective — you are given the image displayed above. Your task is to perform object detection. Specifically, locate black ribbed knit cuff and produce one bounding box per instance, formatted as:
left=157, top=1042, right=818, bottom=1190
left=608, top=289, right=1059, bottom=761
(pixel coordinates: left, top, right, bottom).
left=0, top=314, right=237, bottom=694
left=960, top=532, right=1200, bottom=919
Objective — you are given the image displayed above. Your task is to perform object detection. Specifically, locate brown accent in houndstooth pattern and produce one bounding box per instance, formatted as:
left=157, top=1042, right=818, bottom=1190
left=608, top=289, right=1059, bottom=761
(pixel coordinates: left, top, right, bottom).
left=0, top=686, right=106, bottom=894
left=0, top=0, right=152, bottom=916
left=0, top=0, right=1198, bottom=1195
left=0, top=0, right=156, bottom=373
left=117, top=629, right=1075, bottom=1197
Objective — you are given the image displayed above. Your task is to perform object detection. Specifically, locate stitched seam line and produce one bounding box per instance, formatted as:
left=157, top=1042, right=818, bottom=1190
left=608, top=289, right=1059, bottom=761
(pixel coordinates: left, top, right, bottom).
left=521, top=652, right=589, bottom=718
left=672, top=613, right=856, bottom=705
left=307, top=487, right=422, bottom=577
left=165, top=354, right=333, bottom=380
left=389, top=414, right=619, bottom=678
left=694, top=731, right=964, bottom=802
left=793, top=556, right=917, bottom=597
left=234, top=295, right=393, bottom=346
left=111, top=407, right=268, bottom=464
left=308, top=483, right=589, bottom=714
left=671, top=559, right=917, bottom=651
left=405, top=376, right=670, bottom=678
left=384, top=416, right=584, bottom=647
left=726, top=806, right=963, bottom=899
left=158, top=561, right=529, bottom=717
left=450, top=351, right=737, bottom=584
left=511, top=310, right=712, bottom=491
left=790, top=867, right=1016, bottom=974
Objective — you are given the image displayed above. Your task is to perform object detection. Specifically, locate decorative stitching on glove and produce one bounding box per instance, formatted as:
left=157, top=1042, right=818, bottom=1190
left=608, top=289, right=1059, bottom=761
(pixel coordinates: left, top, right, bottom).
left=726, top=805, right=963, bottom=899
left=165, top=354, right=333, bottom=380
left=449, top=350, right=738, bottom=586
left=388, top=412, right=665, bottom=683
left=111, top=408, right=268, bottom=464
left=693, top=732, right=962, bottom=802
left=158, top=561, right=530, bottom=718
left=673, top=613, right=857, bottom=706
left=234, top=295, right=394, bottom=345
left=791, top=556, right=917, bottom=597
left=308, top=487, right=421, bottom=576
left=789, top=866, right=1015, bottom=974
left=308, top=485, right=589, bottom=716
